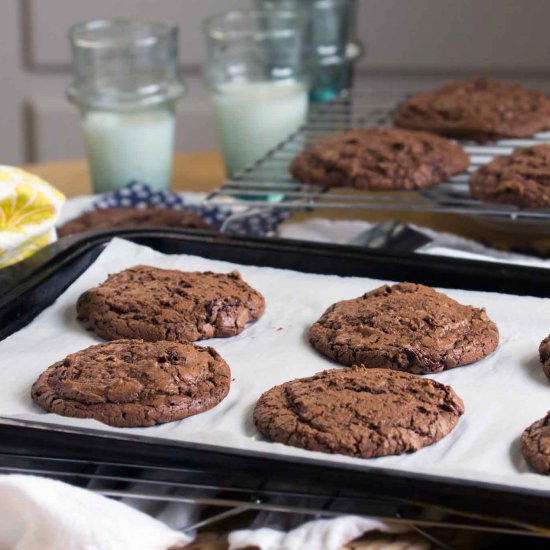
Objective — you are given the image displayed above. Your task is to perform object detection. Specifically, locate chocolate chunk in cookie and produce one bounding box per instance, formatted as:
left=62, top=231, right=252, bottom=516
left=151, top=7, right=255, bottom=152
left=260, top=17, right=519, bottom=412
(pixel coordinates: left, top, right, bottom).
left=393, top=78, right=550, bottom=142
left=254, top=366, right=464, bottom=458
left=289, top=127, right=468, bottom=190
left=521, top=412, right=550, bottom=475
left=309, top=283, right=499, bottom=374
left=31, top=339, right=230, bottom=427
left=77, top=265, right=265, bottom=342
left=470, top=145, right=550, bottom=209
left=540, top=335, right=550, bottom=380
left=58, top=207, right=212, bottom=238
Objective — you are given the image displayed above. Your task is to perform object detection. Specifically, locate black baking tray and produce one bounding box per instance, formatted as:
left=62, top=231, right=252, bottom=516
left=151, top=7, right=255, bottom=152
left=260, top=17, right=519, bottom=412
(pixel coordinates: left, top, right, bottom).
left=0, top=228, right=549, bottom=534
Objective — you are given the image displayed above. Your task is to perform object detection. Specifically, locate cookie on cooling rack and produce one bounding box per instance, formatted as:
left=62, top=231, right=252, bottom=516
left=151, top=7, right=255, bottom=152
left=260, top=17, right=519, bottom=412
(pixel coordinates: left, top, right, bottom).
left=308, top=282, right=499, bottom=374
left=253, top=366, right=464, bottom=458
left=31, top=339, right=231, bottom=427
left=58, top=208, right=212, bottom=238
left=521, top=412, right=550, bottom=475
left=393, top=78, right=550, bottom=142
left=77, top=265, right=265, bottom=342
left=469, top=144, right=550, bottom=209
left=289, top=127, right=468, bottom=191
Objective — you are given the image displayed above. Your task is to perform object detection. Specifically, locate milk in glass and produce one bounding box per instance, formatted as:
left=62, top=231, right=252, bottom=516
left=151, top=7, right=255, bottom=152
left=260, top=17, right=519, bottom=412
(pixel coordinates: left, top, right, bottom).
left=211, top=80, right=308, bottom=176
left=67, top=20, right=185, bottom=193
left=82, top=109, right=175, bottom=193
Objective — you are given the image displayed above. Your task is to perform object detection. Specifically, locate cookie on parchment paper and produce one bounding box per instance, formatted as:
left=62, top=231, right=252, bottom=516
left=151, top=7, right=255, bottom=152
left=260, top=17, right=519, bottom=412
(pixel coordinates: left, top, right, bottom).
left=521, top=412, right=550, bottom=475
left=77, top=265, right=265, bottom=342
left=254, top=366, right=464, bottom=458
left=31, top=339, right=231, bottom=428
left=308, top=282, right=499, bottom=374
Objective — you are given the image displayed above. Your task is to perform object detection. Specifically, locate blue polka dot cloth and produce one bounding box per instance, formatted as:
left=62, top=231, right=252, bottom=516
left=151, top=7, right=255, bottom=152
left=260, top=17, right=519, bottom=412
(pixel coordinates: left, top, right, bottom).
left=90, top=181, right=290, bottom=236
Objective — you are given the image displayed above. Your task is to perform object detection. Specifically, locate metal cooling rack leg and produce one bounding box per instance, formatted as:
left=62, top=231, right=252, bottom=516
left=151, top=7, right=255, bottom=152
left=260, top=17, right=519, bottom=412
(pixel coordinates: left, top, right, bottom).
left=179, top=505, right=250, bottom=533
left=409, top=524, right=456, bottom=550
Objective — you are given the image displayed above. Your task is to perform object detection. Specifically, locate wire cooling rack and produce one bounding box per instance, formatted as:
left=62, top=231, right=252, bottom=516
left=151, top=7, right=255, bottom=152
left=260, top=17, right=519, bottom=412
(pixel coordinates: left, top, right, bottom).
left=208, top=90, right=550, bottom=222
left=0, top=452, right=545, bottom=540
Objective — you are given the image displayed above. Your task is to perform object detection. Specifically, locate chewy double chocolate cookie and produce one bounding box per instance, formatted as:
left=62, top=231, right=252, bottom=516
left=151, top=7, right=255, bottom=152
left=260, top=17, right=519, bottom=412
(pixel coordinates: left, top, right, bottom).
left=393, top=78, right=550, bottom=142
left=540, top=335, right=550, bottom=379
left=521, top=412, right=550, bottom=475
left=58, top=207, right=211, bottom=238
left=254, top=367, right=464, bottom=458
left=31, top=339, right=230, bottom=427
left=289, top=127, right=468, bottom=191
left=309, top=283, right=499, bottom=374
left=470, top=145, right=550, bottom=209
left=77, top=265, right=265, bottom=342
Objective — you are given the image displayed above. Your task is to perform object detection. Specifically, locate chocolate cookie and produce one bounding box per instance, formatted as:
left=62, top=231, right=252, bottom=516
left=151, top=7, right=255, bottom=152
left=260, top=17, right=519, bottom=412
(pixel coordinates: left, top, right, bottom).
left=77, top=265, right=265, bottom=342
left=254, top=367, right=464, bottom=458
left=31, top=339, right=230, bottom=427
left=309, top=283, right=499, bottom=374
left=469, top=145, right=550, bottom=209
left=521, top=412, right=550, bottom=475
left=540, top=335, right=550, bottom=379
left=58, top=208, right=211, bottom=238
left=393, top=78, right=550, bottom=142
left=289, top=127, right=468, bottom=190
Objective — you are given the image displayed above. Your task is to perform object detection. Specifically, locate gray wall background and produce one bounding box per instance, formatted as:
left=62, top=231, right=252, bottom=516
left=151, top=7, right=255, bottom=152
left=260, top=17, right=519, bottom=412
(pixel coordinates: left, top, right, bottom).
left=3, top=0, right=550, bottom=165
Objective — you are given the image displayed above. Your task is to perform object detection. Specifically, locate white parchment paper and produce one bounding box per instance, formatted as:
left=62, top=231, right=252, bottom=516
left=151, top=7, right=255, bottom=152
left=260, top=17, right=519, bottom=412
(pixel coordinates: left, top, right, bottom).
left=1, top=238, right=549, bottom=494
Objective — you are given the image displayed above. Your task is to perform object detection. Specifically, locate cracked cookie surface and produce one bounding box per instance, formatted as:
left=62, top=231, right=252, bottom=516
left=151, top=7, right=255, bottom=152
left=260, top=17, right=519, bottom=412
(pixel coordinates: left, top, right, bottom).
left=309, top=283, right=499, bottom=374
left=31, top=339, right=230, bottom=427
left=393, top=78, right=550, bottom=142
left=289, top=126, right=468, bottom=191
left=77, top=265, right=265, bottom=342
left=470, top=145, right=550, bottom=209
left=521, top=412, right=550, bottom=475
left=253, top=367, right=464, bottom=458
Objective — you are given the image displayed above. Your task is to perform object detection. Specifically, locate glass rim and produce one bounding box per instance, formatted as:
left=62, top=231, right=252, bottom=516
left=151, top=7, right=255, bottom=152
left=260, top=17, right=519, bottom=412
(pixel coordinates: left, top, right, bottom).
left=203, top=9, right=305, bottom=41
left=259, top=0, right=351, bottom=8
left=69, top=19, right=177, bottom=50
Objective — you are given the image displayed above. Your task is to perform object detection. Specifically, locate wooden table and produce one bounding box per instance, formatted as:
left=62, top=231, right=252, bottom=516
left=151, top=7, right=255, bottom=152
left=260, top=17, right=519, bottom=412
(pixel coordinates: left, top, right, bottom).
left=24, top=152, right=227, bottom=198
left=24, top=152, right=550, bottom=254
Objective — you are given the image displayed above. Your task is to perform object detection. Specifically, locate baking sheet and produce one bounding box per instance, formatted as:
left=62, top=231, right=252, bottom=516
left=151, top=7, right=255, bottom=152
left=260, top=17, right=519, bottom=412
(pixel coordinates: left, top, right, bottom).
left=1, top=238, right=549, bottom=494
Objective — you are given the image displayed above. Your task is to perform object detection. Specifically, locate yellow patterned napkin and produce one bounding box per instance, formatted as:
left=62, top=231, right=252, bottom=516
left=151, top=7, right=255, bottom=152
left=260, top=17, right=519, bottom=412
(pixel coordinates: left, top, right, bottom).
left=0, top=166, right=65, bottom=268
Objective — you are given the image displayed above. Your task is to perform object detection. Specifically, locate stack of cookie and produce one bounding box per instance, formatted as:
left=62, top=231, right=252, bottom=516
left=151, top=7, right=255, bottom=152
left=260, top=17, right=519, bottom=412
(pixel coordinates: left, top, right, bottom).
left=290, top=77, right=550, bottom=210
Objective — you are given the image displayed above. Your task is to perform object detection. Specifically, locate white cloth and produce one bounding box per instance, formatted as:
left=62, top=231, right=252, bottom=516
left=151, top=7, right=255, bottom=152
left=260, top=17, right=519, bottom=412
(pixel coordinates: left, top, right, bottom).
left=228, top=516, right=407, bottom=550
left=279, top=218, right=550, bottom=268
left=279, top=218, right=550, bottom=269
left=0, top=475, right=189, bottom=550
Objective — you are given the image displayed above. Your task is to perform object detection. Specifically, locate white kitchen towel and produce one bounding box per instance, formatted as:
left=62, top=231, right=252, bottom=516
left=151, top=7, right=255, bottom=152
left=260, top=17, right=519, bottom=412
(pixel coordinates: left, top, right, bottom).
left=0, top=474, right=189, bottom=550
left=228, top=516, right=407, bottom=550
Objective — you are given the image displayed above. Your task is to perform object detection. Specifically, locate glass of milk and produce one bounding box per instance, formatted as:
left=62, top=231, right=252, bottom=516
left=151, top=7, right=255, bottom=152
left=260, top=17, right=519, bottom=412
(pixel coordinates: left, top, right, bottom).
left=67, top=20, right=186, bottom=193
left=204, top=10, right=309, bottom=178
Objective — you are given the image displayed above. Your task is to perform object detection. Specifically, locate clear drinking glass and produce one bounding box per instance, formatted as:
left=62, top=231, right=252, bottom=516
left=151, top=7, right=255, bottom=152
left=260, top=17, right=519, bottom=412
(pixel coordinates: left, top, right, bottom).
left=203, top=10, right=309, bottom=178
left=67, top=19, right=186, bottom=193
left=257, top=0, right=362, bottom=102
